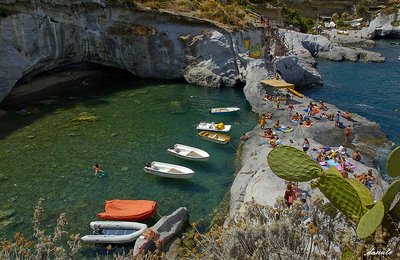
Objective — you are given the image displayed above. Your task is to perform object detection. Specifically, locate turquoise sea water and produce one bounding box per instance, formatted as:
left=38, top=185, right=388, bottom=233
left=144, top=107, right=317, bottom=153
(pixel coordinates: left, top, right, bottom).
left=0, top=78, right=256, bottom=245
left=301, top=40, right=400, bottom=175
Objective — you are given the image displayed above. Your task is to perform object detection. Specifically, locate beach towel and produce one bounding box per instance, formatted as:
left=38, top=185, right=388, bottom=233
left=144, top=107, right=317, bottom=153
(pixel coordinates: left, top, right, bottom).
left=278, top=127, right=293, bottom=133
left=327, top=159, right=339, bottom=167
left=336, top=162, right=355, bottom=172
left=311, top=108, right=320, bottom=116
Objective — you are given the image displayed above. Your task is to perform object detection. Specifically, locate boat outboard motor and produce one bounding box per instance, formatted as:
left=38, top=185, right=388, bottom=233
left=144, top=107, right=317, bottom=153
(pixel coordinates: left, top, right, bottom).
left=93, top=225, right=102, bottom=235
left=145, top=162, right=151, bottom=168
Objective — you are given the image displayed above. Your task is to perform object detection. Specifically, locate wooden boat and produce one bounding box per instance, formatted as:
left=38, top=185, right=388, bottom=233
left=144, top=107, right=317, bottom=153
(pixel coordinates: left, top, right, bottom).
left=97, top=200, right=157, bottom=221
left=209, top=107, right=240, bottom=114
left=198, top=131, right=230, bottom=144
left=167, top=144, right=210, bottom=161
left=144, top=161, right=194, bottom=179
left=196, top=122, right=231, bottom=132
left=81, top=221, right=147, bottom=244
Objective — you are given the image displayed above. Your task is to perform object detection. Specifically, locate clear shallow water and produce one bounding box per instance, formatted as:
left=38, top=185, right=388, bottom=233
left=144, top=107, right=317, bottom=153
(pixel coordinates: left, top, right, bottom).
left=300, top=40, right=400, bottom=177
left=0, top=78, right=256, bottom=242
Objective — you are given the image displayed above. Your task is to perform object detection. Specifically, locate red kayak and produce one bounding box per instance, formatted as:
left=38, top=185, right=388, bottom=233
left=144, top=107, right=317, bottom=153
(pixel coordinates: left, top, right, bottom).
left=97, top=200, right=157, bottom=221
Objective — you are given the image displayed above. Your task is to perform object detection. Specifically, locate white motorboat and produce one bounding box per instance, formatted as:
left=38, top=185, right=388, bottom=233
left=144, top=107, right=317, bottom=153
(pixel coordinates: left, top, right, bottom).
left=196, top=122, right=231, bottom=132
left=81, top=221, right=147, bottom=244
left=167, top=144, right=210, bottom=161
left=209, top=107, right=240, bottom=114
left=144, top=161, right=194, bottom=179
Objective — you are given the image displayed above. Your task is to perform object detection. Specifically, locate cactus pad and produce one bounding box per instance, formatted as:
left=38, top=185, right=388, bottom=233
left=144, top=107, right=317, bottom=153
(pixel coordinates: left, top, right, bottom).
left=317, top=169, right=363, bottom=222
left=267, top=146, right=323, bottom=182
left=381, top=179, right=400, bottom=212
left=356, top=201, right=384, bottom=239
left=389, top=200, right=400, bottom=222
left=387, top=146, right=400, bottom=178
left=346, top=179, right=373, bottom=214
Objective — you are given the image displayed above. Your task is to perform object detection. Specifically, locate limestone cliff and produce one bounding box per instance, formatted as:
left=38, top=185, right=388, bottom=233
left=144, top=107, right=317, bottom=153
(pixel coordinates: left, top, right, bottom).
left=0, top=0, right=245, bottom=103
left=0, top=0, right=386, bottom=104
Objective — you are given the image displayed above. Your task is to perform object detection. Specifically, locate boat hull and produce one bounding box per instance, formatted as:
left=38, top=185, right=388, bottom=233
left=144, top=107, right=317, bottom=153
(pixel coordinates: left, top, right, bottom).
left=209, top=107, right=240, bottom=114
left=144, top=161, right=195, bottom=179
left=198, top=131, right=230, bottom=144
left=81, top=221, right=147, bottom=244
left=167, top=144, right=210, bottom=161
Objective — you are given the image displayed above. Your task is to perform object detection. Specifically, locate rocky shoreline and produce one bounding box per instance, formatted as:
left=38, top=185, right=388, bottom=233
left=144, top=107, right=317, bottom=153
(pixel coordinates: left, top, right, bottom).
left=230, top=58, right=391, bottom=220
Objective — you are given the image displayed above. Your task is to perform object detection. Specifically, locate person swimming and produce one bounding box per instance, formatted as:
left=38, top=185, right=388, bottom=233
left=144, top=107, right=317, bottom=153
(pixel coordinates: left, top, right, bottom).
left=93, top=163, right=104, bottom=175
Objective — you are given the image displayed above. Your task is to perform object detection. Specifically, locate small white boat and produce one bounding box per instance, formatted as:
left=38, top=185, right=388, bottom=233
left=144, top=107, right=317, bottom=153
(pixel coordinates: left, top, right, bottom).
left=81, top=221, right=147, bottom=244
left=209, top=107, right=240, bottom=114
left=167, top=144, right=210, bottom=161
left=196, top=122, right=231, bottom=132
left=144, top=161, right=194, bottom=179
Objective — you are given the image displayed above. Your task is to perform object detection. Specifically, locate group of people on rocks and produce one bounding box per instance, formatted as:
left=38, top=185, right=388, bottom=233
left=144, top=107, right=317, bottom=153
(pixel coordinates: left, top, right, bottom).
left=259, top=90, right=377, bottom=205
left=355, top=169, right=376, bottom=190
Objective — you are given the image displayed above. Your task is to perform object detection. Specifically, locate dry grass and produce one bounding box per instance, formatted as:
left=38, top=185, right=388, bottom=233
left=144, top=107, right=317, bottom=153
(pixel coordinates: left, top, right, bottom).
left=108, top=22, right=156, bottom=36
left=0, top=198, right=82, bottom=259
left=181, top=196, right=400, bottom=259
left=108, top=0, right=255, bottom=28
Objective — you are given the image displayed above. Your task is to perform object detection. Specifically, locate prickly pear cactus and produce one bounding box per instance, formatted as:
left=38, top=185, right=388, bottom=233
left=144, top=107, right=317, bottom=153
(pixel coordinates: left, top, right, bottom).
left=356, top=201, right=384, bottom=239
left=381, top=179, right=400, bottom=212
left=347, top=178, right=373, bottom=214
left=389, top=200, right=400, bottom=222
left=387, top=146, right=400, bottom=178
left=317, top=168, right=363, bottom=222
left=267, top=146, right=323, bottom=182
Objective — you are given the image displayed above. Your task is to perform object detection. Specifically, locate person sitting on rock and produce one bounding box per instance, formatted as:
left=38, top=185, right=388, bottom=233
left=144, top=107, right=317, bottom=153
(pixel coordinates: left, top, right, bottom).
left=260, top=128, right=276, bottom=139
left=321, top=113, right=335, bottom=121
left=287, top=103, right=294, bottom=115
left=317, top=153, right=325, bottom=162
left=273, top=120, right=281, bottom=129
left=266, top=112, right=273, bottom=119
left=303, top=118, right=312, bottom=127
left=270, top=136, right=281, bottom=148
left=352, top=150, right=361, bottom=161
left=355, top=173, right=367, bottom=186
left=366, top=169, right=376, bottom=189
left=318, top=100, right=328, bottom=110
left=263, top=94, right=273, bottom=101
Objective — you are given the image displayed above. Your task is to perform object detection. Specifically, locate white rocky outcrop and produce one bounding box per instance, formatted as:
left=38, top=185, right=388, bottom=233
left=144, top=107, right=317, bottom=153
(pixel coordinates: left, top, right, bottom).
left=364, top=11, right=400, bottom=38
left=282, top=30, right=385, bottom=62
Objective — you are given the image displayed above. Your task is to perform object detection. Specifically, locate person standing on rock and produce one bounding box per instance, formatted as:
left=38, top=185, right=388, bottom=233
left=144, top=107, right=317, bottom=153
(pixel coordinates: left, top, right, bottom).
left=344, top=125, right=351, bottom=143
left=284, top=184, right=295, bottom=208
left=258, top=114, right=267, bottom=129
left=302, top=138, right=310, bottom=152
left=335, top=111, right=341, bottom=127
left=275, top=96, right=281, bottom=110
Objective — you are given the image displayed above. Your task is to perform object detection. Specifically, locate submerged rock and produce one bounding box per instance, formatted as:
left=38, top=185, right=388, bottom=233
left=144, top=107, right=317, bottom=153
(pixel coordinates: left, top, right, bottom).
left=72, top=112, right=97, bottom=122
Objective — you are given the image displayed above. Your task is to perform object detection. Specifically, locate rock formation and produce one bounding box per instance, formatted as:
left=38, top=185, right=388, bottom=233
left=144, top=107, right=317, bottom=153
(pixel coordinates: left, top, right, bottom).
left=365, top=12, right=400, bottom=38
left=0, top=0, right=387, bottom=104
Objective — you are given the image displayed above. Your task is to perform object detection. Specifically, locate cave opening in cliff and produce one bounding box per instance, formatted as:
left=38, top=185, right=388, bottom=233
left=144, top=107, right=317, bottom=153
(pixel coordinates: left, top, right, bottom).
left=2, top=62, right=138, bottom=106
